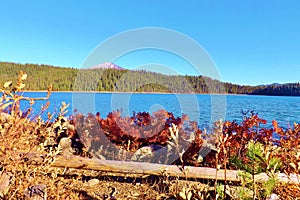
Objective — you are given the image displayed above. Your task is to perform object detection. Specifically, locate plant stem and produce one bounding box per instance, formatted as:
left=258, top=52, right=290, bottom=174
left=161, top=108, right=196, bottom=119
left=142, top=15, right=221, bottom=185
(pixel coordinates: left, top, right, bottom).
left=214, top=152, right=219, bottom=198
left=252, top=162, right=255, bottom=199
left=223, top=151, right=227, bottom=199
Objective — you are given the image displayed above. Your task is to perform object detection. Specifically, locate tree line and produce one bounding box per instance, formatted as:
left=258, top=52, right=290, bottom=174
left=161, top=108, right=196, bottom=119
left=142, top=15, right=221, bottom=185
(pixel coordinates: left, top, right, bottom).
left=0, top=62, right=299, bottom=96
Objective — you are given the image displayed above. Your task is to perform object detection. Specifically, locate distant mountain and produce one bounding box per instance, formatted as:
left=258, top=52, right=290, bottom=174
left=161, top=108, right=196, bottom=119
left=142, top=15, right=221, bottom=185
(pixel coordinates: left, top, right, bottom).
left=270, top=83, right=282, bottom=86
left=257, top=83, right=282, bottom=87
left=91, top=62, right=125, bottom=70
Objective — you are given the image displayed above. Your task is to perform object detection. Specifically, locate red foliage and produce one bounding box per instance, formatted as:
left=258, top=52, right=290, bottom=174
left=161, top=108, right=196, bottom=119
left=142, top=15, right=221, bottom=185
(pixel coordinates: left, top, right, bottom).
left=74, top=109, right=194, bottom=152
left=272, top=120, right=282, bottom=133
left=69, top=110, right=300, bottom=173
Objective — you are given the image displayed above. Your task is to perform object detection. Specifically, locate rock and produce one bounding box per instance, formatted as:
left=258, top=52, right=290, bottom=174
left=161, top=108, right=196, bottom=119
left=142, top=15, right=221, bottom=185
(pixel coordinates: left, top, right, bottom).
left=59, top=137, right=74, bottom=156
left=131, top=146, right=154, bottom=161
left=266, top=193, right=280, bottom=200
left=0, top=171, right=14, bottom=197
left=83, top=178, right=99, bottom=187
left=24, top=184, right=47, bottom=200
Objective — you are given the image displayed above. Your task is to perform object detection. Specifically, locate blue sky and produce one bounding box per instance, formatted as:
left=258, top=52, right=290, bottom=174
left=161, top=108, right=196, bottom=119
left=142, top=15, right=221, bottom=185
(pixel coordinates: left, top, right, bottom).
left=1, top=0, right=299, bottom=85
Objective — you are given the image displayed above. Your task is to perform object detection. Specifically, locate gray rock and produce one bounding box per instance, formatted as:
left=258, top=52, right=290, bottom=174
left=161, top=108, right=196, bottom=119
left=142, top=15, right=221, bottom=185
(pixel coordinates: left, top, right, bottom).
left=0, top=172, right=14, bottom=197
left=24, top=184, right=47, bottom=200
left=59, top=137, right=74, bottom=156
left=266, top=193, right=280, bottom=200
left=83, top=178, right=99, bottom=187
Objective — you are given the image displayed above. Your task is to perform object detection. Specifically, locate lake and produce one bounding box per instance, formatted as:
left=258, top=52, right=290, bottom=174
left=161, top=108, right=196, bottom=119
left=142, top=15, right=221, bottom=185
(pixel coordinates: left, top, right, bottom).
left=20, top=92, right=300, bottom=129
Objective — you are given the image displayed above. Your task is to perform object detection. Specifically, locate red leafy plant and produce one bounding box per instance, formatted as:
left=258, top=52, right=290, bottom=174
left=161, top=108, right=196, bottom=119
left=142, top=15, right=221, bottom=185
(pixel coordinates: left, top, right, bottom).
left=69, top=109, right=300, bottom=174
left=274, top=121, right=300, bottom=174
left=200, top=112, right=300, bottom=175
left=71, top=109, right=205, bottom=164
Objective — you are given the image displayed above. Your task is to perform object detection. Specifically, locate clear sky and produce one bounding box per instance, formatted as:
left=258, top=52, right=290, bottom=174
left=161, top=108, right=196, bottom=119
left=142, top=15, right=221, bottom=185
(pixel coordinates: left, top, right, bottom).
left=1, top=0, right=299, bottom=85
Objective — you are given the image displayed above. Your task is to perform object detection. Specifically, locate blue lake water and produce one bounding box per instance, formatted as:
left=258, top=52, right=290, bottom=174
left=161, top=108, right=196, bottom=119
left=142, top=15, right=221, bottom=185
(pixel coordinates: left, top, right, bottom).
left=20, top=92, right=300, bottom=129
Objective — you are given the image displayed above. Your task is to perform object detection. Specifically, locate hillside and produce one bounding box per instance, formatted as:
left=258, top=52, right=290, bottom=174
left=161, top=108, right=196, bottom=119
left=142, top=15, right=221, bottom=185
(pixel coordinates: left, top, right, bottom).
left=0, top=61, right=299, bottom=96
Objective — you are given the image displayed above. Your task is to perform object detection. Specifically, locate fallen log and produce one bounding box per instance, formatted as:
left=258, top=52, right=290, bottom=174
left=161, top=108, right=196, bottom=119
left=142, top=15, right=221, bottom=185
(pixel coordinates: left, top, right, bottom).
left=51, top=156, right=300, bottom=184
left=2, top=153, right=300, bottom=184
left=52, top=155, right=239, bottom=181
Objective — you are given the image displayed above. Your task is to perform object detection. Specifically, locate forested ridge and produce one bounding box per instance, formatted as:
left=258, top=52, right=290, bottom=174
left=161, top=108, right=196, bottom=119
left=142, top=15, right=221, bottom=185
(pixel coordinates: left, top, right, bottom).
left=0, top=61, right=299, bottom=96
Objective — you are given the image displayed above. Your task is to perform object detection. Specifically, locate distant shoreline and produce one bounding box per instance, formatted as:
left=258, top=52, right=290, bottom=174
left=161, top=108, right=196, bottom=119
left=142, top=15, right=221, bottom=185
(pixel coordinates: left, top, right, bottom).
left=2, top=62, right=299, bottom=97
left=23, top=90, right=248, bottom=95
left=21, top=90, right=300, bottom=97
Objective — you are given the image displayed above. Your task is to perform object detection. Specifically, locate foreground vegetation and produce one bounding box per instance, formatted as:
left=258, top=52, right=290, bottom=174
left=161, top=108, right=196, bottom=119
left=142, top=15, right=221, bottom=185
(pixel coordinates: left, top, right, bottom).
left=1, top=62, right=300, bottom=96
left=0, top=72, right=300, bottom=199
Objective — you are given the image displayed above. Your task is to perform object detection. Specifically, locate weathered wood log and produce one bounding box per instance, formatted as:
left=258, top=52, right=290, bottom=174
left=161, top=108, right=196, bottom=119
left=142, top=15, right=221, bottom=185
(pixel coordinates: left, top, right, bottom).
left=52, top=155, right=240, bottom=181
left=2, top=152, right=300, bottom=184
left=51, top=156, right=300, bottom=184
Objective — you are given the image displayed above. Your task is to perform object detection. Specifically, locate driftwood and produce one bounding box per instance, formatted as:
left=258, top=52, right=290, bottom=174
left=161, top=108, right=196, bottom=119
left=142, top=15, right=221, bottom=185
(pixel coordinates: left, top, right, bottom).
left=51, top=156, right=300, bottom=184
left=2, top=153, right=300, bottom=184
left=52, top=156, right=239, bottom=181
